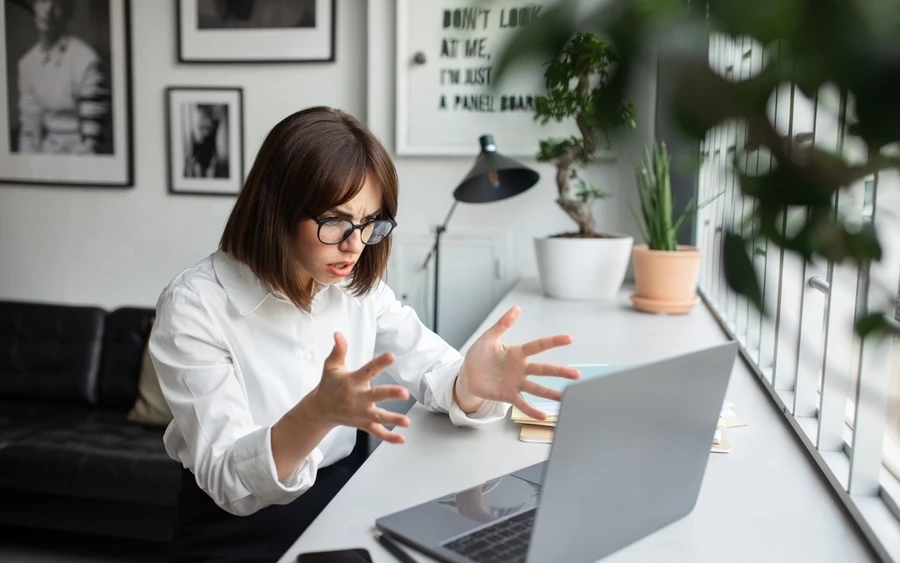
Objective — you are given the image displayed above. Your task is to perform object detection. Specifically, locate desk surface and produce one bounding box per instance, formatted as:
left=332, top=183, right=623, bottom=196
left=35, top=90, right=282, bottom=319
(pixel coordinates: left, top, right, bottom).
left=280, top=279, right=874, bottom=563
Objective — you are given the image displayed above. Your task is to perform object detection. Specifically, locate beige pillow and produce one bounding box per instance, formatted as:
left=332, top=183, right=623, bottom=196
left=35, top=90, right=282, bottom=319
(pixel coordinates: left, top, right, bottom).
left=127, top=328, right=174, bottom=427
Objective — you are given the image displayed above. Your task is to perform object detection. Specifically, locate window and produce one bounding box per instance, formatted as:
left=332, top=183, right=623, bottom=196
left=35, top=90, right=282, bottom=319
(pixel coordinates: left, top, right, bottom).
left=698, top=33, right=900, bottom=560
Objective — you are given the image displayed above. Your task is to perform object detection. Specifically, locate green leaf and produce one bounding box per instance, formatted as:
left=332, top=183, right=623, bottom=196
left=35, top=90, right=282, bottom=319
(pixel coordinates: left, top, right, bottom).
left=706, top=0, right=805, bottom=45
left=669, top=56, right=779, bottom=141
left=739, top=162, right=837, bottom=208
left=628, top=200, right=651, bottom=245
left=816, top=219, right=884, bottom=264
left=490, top=2, right=578, bottom=90
left=855, top=313, right=900, bottom=339
left=723, top=232, right=764, bottom=311
left=850, top=52, right=900, bottom=148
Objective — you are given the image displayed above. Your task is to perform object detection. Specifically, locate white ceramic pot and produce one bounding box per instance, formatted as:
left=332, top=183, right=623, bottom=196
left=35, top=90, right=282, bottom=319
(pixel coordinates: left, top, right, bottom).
left=534, top=235, right=634, bottom=300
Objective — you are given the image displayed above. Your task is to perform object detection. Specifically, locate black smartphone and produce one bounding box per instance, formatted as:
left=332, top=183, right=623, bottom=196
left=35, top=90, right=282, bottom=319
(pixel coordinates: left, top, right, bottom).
left=295, top=548, right=373, bottom=562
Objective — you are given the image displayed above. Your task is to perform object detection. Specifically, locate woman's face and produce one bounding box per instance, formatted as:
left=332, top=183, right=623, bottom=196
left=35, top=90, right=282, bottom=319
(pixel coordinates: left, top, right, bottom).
left=293, top=174, right=383, bottom=288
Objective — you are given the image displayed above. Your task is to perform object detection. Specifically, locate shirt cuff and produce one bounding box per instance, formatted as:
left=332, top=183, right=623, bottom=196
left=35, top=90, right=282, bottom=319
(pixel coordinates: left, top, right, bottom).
left=448, top=397, right=511, bottom=426
left=423, top=358, right=511, bottom=426
left=232, top=425, right=324, bottom=505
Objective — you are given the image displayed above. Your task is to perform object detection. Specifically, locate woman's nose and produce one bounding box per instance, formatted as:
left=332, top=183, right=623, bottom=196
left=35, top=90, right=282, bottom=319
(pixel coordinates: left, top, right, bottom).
left=339, top=228, right=365, bottom=253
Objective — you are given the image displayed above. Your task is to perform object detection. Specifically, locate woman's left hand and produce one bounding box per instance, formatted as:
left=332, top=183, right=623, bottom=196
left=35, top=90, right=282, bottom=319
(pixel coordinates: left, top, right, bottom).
left=454, top=305, right=580, bottom=420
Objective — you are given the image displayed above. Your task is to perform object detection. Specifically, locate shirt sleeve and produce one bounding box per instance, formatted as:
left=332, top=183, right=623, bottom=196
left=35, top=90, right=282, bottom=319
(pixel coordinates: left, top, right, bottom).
left=371, top=282, right=510, bottom=425
left=149, top=286, right=324, bottom=516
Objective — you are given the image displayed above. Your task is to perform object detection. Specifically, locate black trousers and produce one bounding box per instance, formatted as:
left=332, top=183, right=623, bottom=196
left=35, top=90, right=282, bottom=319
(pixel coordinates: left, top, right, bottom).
left=169, top=454, right=362, bottom=563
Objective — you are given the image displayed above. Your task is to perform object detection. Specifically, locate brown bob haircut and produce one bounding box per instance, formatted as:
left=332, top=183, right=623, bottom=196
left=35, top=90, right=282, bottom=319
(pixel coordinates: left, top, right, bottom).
left=220, top=106, right=398, bottom=311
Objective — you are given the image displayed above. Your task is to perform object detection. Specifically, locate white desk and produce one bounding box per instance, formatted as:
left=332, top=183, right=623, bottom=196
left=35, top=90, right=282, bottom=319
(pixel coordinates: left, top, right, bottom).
left=280, top=279, right=875, bottom=563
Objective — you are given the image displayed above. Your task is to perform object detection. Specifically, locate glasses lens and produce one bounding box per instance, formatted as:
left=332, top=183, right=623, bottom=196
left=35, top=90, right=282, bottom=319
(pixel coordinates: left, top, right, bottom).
left=319, top=219, right=351, bottom=244
left=365, top=220, right=394, bottom=245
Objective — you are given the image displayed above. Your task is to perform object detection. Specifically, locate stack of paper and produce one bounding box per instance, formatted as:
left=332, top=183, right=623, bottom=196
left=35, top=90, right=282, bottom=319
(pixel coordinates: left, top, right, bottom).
left=711, top=401, right=747, bottom=454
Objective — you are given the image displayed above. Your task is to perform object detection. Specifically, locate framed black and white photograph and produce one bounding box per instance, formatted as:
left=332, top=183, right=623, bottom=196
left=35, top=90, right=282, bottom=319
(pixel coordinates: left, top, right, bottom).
left=0, top=0, right=133, bottom=187
left=177, top=0, right=335, bottom=63
left=166, top=87, right=243, bottom=196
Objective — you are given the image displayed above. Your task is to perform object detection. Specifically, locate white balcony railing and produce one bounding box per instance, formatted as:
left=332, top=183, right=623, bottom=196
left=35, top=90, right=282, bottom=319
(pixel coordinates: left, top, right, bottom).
left=696, top=33, right=900, bottom=562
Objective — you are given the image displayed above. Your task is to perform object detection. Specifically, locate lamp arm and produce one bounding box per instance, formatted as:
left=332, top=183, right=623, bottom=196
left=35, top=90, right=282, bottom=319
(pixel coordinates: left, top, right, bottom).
left=440, top=199, right=459, bottom=229
left=421, top=200, right=459, bottom=270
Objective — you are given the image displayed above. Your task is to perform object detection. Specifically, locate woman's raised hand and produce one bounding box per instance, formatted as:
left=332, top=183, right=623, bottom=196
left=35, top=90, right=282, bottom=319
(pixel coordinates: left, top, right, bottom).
left=303, top=332, right=412, bottom=444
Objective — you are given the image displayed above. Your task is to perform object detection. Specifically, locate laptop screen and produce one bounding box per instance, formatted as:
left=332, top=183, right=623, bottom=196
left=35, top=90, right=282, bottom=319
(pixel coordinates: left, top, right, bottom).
left=431, top=474, right=541, bottom=525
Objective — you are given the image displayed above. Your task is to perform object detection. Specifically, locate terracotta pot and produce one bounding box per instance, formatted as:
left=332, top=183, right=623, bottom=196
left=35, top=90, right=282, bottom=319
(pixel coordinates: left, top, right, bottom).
left=630, top=244, right=701, bottom=314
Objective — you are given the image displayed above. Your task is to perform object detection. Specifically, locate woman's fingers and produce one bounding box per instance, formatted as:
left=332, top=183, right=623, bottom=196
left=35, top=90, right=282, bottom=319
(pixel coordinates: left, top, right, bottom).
left=323, top=332, right=348, bottom=370
left=526, top=363, right=581, bottom=379
left=485, top=306, right=521, bottom=339
left=365, top=422, right=406, bottom=444
left=512, top=396, right=549, bottom=422
left=520, top=334, right=573, bottom=357
left=366, top=384, right=410, bottom=403
left=521, top=380, right=563, bottom=402
left=353, top=352, right=395, bottom=382
left=370, top=407, right=411, bottom=428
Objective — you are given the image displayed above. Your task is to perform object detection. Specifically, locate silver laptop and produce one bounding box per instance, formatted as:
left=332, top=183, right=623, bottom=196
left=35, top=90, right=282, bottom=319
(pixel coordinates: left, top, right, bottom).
left=374, top=342, right=738, bottom=563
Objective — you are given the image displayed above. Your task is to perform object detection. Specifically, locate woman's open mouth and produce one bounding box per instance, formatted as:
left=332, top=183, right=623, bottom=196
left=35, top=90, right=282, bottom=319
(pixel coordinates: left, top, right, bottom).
left=326, top=262, right=354, bottom=277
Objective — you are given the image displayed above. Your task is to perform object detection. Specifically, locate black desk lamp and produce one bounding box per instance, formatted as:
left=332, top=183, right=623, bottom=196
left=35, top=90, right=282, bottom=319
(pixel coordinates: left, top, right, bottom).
left=422, top=134, right=540, bottom=334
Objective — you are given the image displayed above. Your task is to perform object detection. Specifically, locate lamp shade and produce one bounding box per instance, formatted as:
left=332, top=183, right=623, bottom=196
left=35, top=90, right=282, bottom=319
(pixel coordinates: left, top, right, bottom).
left=452, top=135, right=540, bottom=204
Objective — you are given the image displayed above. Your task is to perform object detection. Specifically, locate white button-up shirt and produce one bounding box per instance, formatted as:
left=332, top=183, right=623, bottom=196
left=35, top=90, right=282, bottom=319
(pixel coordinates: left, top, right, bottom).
left=149, top=249, right=509, bottom=516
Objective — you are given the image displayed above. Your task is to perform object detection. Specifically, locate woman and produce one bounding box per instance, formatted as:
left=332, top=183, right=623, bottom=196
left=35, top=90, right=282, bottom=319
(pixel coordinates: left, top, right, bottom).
left=149, top=106, right=578, bottom=562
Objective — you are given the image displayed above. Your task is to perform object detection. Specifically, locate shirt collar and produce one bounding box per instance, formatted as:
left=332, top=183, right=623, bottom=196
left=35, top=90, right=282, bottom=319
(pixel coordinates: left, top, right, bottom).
left=211, top=249, right=361, bottom=315
left=212, top=249, right=275, bottom=315
left=40, top=36, right=70, bottom=65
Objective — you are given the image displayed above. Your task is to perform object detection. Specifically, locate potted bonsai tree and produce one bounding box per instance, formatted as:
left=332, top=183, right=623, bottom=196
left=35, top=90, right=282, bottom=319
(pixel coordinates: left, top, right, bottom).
left=532, top=32, right=637, bottom=300
left=629, top=140, right=702, bottom=314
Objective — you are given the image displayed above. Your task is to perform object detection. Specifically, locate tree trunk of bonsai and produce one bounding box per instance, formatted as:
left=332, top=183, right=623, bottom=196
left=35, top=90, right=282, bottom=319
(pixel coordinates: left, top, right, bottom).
left=555, top=154, right=594, bottom=236
left=554, top=73, right=601, bottom=238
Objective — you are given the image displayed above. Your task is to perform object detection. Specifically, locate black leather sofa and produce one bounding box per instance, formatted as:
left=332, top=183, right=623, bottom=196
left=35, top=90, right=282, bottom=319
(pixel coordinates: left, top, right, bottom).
left=0, top=301, right=178, bottom=542
left=0, top=299, right=370, bottom=543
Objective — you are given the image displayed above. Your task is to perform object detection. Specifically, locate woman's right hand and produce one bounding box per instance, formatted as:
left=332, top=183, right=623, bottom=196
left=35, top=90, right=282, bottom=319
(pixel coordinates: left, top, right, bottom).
left=301, top=332, right=412, bottom=444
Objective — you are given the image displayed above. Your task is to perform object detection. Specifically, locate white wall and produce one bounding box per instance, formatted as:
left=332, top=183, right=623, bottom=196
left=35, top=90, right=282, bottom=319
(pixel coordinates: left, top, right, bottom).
left=369, top=0, right=657, bottom=278
left=0, top=0, right=365, bottom=308
left=0, top=0, right=656, bottom=314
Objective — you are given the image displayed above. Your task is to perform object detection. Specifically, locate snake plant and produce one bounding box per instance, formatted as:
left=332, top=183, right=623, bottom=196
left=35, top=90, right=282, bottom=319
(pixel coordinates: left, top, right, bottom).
left=631, top=141, right=695, bottom=252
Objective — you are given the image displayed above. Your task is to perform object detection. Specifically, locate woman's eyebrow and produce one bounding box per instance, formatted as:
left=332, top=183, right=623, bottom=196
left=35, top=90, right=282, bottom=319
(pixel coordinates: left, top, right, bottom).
left=329, top=208, right=382, bottom=220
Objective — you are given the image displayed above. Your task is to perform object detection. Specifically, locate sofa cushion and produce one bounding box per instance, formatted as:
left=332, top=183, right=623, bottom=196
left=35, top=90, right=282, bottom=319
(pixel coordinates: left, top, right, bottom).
left=98, top=307, right=155, bottom=408
left=0, top=406, right=182, bottom=507
left=0, top=400, right=86, bottom=445
left=0, top=301, right=106, bottom=406
left=127, top=325, right=175, bottom=427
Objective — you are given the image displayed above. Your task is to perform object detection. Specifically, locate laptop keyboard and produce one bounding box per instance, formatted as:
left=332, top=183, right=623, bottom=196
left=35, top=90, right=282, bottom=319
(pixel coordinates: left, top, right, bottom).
left=442, top=508, right=536, bottom=563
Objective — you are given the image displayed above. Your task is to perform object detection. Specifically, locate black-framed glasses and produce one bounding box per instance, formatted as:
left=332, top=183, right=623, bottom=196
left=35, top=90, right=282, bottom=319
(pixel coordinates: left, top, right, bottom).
left=313, top=217, right=397, bottom=245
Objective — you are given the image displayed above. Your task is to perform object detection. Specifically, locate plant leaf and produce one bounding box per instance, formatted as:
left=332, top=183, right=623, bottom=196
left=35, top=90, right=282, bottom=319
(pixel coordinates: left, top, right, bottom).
left=628, top=200, right=650, bottom=245
left=739, top=165, right=837, bottom=208
left=490, top=2, right=578, bottom=90
left=723, top=231, right=764, bottom=311
left=855, top=313, right=900, bottom=339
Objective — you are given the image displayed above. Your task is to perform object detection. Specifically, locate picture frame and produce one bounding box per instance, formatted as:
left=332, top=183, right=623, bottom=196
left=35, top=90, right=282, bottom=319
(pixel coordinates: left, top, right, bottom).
left=165, top=86, right=244, bottom=196
left=177, top=0, right=336, bottom=63
left=0, top=0, right=134, bottom=187
left=394, top=0, right=571, bottom=157
left=390, top=0, right=624, bottom=158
